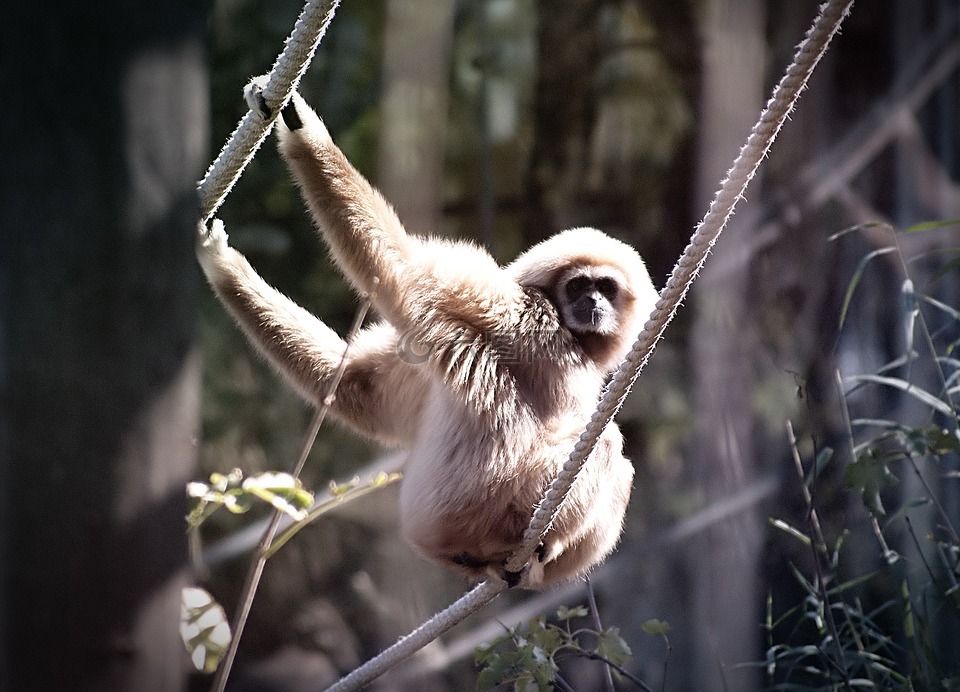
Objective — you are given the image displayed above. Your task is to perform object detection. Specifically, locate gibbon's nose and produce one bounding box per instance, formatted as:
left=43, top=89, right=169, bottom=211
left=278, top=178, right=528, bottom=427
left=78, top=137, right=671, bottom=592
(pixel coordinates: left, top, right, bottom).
left=572, top=295, right=601, bottom=326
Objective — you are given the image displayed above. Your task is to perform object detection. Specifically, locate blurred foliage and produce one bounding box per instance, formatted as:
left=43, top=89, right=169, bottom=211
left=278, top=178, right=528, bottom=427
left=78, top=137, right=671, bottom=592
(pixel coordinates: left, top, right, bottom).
left=474, top=605, right=642, bottom=691
left=760, top=234, right=960, bottom=688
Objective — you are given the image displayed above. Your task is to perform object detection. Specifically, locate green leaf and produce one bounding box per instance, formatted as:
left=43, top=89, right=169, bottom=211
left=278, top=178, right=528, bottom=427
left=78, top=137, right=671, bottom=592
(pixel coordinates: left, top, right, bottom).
left=555, top=605, right=588, bottom=621
left=641, top=618, right=672, bottom=637
left=827, top=221, right=889, bottom=242
left=475, top=666, right=501, bottom=692
left=598, top=626, right=633, bottom=666
left=902, top=218, right=960, bottom=233
left=905, top=425, right=960, bottom=455
left=847, top=374, right=954, bottom=417
left=844, top=450, right=899, bottom=516
left=770, top=518, right=812, bottom=546
left=837, top=247, right=899, bottom=333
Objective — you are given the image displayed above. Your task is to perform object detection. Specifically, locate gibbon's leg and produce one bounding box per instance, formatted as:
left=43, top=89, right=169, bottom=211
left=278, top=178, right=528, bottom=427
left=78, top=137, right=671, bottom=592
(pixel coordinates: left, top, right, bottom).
left=196, top=220, right=422, bottom=446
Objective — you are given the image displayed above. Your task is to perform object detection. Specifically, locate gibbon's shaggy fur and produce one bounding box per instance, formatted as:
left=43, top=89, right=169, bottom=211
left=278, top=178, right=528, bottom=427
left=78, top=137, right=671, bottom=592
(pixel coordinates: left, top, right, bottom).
left=197, top=91, right=658, bottom=587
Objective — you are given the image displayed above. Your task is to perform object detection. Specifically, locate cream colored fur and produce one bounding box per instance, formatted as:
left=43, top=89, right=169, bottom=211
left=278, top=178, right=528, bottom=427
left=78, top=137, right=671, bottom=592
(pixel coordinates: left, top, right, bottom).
left=197, top=92, right=658, bottom=587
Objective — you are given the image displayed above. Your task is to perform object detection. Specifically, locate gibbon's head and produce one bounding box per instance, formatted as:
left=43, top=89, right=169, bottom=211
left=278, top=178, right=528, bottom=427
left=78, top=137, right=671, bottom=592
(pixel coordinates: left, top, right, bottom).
left=507, top=228, right=658, bottom=371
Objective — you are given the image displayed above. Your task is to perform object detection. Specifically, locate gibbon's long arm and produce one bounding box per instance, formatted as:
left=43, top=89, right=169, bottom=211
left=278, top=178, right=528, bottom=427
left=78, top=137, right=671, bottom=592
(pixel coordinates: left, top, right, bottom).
left=197, top=222, right=423, bottom=446
left=276, top=94, right=525, bottom=339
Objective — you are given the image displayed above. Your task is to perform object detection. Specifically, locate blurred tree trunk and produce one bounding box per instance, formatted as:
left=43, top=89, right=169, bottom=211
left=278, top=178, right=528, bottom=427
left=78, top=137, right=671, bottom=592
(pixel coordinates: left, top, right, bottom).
left=373, top=0, right=458, bottom=636
left=686, top=0, right=766, bottom=688
left=377, top=0, right=456, bottom=236
left=0, top=1, right=207, bottom=689
left=525, top=0, right=604, bottom=240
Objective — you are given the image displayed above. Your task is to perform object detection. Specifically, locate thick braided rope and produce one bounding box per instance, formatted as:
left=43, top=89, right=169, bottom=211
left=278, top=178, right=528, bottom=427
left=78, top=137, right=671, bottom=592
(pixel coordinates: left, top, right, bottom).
left=503, top=0, right=854, bottom=573
left=326, top=580, right=503, bottom=692
left=327, top=2, right=854, bottom=689
left=198, top=0, right=341, bottom=221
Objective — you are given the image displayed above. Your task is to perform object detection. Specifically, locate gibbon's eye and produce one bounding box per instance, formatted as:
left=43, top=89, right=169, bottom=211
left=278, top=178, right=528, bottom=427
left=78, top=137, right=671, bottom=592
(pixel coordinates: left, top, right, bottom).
left=565, top=275, right=591, bottom=300
left=595, top=277, right=619, bottom=300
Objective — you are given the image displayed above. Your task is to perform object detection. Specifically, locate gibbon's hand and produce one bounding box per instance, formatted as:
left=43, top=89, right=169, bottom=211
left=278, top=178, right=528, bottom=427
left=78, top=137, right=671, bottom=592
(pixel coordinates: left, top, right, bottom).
left=195, top=218, right=233, bottom=280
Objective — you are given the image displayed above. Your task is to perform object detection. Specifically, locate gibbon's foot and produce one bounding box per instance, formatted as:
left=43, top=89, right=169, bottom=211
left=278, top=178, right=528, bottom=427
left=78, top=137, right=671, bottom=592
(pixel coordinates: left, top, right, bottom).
left=450, top=553, right=489, bottom=571
left=501, top=568, right=525, bottom=589
left=500, top=543, right=548, bottom=588
left=281, top=99, right=304, bottom=131
left=243, top=75, right=272, bottom=118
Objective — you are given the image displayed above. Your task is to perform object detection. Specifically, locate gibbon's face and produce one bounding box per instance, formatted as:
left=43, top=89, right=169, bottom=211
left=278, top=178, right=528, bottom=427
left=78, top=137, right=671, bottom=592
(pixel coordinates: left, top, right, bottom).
left=557, top=266, right=626, bottom=335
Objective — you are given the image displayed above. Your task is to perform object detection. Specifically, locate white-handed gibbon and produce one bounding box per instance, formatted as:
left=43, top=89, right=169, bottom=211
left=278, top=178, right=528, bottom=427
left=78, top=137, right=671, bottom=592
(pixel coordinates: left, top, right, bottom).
left=197, top=90, right=658, bottom=587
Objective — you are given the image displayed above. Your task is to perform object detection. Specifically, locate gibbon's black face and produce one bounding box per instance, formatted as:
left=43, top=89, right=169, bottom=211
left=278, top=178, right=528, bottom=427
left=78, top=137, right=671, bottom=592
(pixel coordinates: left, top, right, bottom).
left=560, top=269, right=623, bottom=335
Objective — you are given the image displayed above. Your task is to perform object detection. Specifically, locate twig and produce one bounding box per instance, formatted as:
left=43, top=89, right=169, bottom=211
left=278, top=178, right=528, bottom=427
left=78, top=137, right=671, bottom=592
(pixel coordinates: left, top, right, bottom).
left=580, top=652, right=655, bottom=692
left=585, top=577, right=616, bottom=692
left=786, top=420, right=852, bottom=691
left=211, top=284, right=374, bottom=692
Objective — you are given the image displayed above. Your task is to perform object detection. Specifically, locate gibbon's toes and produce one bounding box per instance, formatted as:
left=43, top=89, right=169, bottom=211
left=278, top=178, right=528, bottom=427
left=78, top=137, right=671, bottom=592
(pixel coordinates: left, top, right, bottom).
left=500, top=567, right=525, bottom=589
left=243, top=75, right=272, bottom=118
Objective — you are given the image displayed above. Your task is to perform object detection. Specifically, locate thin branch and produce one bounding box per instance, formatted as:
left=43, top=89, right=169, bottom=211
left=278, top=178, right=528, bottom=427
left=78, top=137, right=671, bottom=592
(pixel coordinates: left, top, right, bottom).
left=211, top=279, right=374, bottom=692
left=580, top=651, right=655, bottom=692
left=585, top=577, right=615, bottom=692
left=786, top=420, right=852, bottom=691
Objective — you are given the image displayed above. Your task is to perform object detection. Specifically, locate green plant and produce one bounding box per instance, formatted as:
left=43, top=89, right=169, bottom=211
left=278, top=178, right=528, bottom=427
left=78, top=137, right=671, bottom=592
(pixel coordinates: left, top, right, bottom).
left=759, top=226, right=960, bottom=689
left=475, top=605, right=667, bottom=691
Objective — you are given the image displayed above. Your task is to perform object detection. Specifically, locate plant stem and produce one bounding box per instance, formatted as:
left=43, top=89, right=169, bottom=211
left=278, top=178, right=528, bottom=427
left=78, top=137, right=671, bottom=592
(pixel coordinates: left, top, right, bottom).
left=211, top=287, right=373, bottom=692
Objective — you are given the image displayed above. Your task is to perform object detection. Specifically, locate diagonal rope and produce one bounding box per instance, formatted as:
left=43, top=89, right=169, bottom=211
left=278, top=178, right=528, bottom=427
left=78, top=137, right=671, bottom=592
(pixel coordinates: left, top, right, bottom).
left=327, top=1, right=854, bottom=689
left=198, top=0, right=341, bottom=221
left=504, top=0, right=854, bottom=575
left=195, top=2, right=341, bottom=689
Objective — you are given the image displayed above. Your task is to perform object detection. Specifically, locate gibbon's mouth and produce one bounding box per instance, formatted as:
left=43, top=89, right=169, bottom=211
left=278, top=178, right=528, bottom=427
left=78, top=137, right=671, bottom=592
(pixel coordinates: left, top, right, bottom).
left=571, top=303, right=605, bottom=330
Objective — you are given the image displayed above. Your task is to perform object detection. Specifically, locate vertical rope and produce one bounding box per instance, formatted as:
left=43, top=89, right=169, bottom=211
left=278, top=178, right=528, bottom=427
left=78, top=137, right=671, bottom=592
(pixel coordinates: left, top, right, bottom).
left=197, top=0, right=341, bottom=221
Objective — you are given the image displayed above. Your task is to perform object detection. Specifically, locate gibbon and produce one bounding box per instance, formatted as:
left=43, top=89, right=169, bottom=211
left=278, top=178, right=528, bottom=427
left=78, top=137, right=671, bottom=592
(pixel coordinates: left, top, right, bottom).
left=197, top=90, right=658, bottom=587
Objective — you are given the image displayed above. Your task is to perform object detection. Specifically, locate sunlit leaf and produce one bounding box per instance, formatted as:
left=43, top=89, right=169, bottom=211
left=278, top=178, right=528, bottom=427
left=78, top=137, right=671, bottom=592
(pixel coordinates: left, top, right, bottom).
left=555, top=605, right=588, bottom=621
left=598, top=627, right=633, bottom=666
left=770, top=518, right=812, bottom=546
left=180, top=586, right=231, bottom=674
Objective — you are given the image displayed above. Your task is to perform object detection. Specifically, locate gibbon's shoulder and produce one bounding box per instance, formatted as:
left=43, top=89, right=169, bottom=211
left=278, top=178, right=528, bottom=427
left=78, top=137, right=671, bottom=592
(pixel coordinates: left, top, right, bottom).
left=405, top=235, right=524, bottom=321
